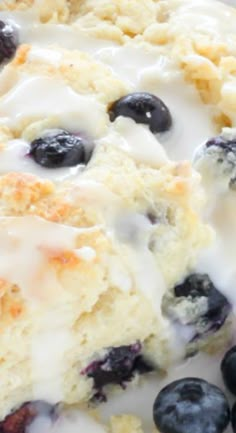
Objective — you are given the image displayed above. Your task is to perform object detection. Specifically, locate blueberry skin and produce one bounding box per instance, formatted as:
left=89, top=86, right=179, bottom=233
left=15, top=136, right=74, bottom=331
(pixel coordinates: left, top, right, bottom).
left=221, top=346, right=236, bottom=395
left=29, top=130, right=89, bottom=168
left=232, top=402, right=236, bottom=433
left=81, top=343, right=153, bottom=402
left=153, top=378, right=230, bottom=433
left=174, top=274, right=231, bottom=335
left=0, top=20, right=18, bottom=64
left=109, top=92, right=172, bottom=133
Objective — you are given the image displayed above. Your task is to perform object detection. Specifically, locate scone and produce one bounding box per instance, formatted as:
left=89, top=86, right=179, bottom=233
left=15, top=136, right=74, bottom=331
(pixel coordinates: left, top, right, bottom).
left=0, top=25, right=215, bottom=420
left=0, top=1, right=234, bottom=432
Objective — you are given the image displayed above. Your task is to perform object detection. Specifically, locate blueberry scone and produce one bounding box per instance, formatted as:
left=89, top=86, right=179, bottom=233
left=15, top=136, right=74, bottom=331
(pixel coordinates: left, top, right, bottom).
left=0, top=1, right=234, bottom=433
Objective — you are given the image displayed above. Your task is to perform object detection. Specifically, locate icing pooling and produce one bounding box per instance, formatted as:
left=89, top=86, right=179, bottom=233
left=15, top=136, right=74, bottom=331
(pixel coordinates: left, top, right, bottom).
left=171, top=0, right=236, bottom=44
left=0, top=75, right=108, bottom=137
left=99, top=117, right=168, bottom=168
left=197, top=189, right=236, bottom=313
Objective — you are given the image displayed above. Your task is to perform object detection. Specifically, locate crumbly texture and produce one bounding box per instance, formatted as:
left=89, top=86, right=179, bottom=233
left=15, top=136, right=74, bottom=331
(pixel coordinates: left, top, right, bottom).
left=72, top=0, right=236, bottom=128
left=3, top=0, right=235, bottom=129
left=0, top=0, right=70, bottom=23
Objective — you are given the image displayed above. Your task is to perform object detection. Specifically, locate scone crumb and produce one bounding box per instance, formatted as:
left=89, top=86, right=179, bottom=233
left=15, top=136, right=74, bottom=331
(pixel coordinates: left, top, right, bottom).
left=0, top=173, right=54, bottom=214
left=110, top=414, right=143, bottom=433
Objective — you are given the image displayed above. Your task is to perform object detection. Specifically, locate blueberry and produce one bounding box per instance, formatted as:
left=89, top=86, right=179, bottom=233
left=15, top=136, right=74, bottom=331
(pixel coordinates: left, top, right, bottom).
left=153, top=378, right=230, bottom=433
left=29, top=130, right=90, bottom=168
left=173, top=274, right=231, bottom=337
left=0, top=401, right=55, bottom=433
left=0, top=20, right=18, bottom=64
left=221, top=346, right=236, bottom=395
left=194, top=134, right=236, bottom=188
left=81, top=342, right=153, bottom=401
left=205, top=135, right=236, bottom=151
left=232, top=402, right=236, bottom=433
left=109, top=92, right=172, bottom=133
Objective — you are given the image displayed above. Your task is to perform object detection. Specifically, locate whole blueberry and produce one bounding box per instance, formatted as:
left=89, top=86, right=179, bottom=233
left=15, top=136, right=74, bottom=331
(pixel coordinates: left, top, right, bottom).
left=221, top=346, right=236, bottom=395
left=29, top=130, right=90, bottom=168
left=174, top=273, right=231, bottom=334
left=0, top=20, right=18, bottom=64
left=232, top=402, right=236, bottom=433
left=109, top=92, right=172, bottom=133
left=153, top=378, right=230, bottom=433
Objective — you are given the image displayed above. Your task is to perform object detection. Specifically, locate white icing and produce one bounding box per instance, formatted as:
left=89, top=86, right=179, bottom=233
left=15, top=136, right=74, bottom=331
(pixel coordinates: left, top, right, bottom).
left=75, top=246, right=96, bottom=261
left=197, top=189, right=236, bottom=311
left=125, top=246, right=166, bottom=316
left=100, top=351, right=231, bottom=433
left=97, top=45, right=216, bottom=161
left=0, top=75, right=107, bottom=137
left=32, top=318, right=74, bottom=401
left=99, top=117, right=168, bottom=168
left=0, top=216, right=96, bottom=302
left=0, top=9, right=216, bottom=163
left=29, top=410, right=106, bottom=433
left=139, top=69, right=216, bottom=160
left=113, top=213, right=166, bottom=316
left=0, top=10, right=118, bottom=53
left=0, top=4, right=234, bottom=432
left=24, top=25, right=117, bottom=54
left=170, top=0, right=236, bottom=45
left=70, top=181, right=167, bottom=310
left=28, top=47, right=63, bottom=65
left=69, top=179, right=125, bottom=222
left=108, top=255, right=132, bottom=292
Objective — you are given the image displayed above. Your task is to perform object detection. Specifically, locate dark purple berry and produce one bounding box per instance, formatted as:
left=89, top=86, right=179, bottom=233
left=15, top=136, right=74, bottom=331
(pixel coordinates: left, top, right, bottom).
left=221, top=346, right=236, bottom=395
left=81, top=342, right=153, bottom=401
left=174, top=273, right=231, bottom=336
left=0, top=401, right=55, bottom=433
left=29, top=130, right=90, bottom=168
left=232, top=402, right=236, bottom=433
left=109, top=92, right=172, bottom=133
left=205, top=136, right=236, bottom=152
left=0, top=20, right=18, bottom=64
left=153, top=378, right=230, bottom=433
